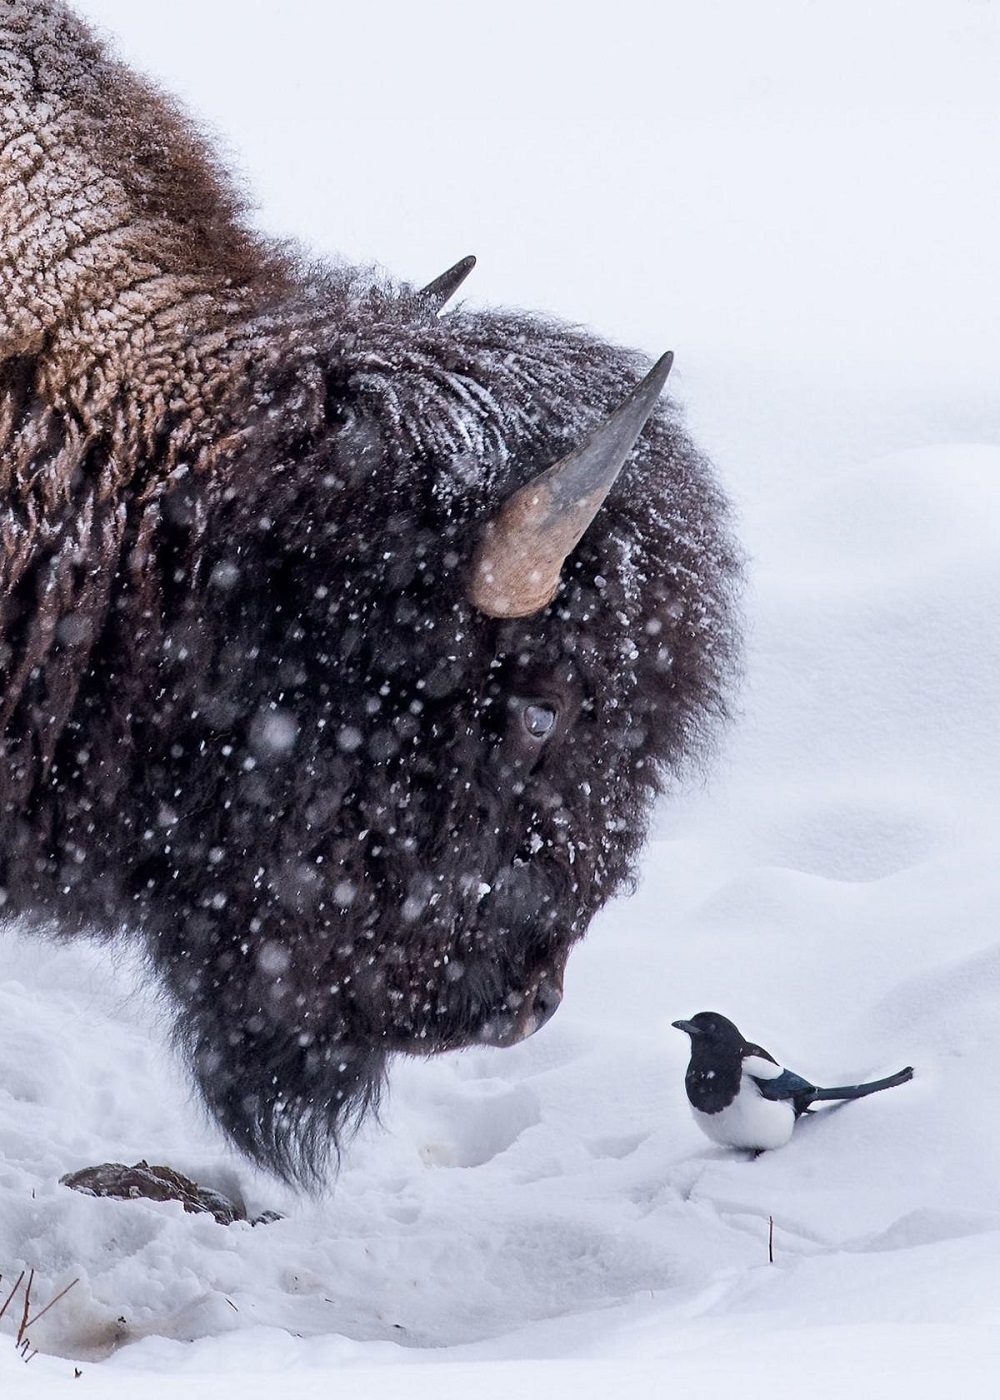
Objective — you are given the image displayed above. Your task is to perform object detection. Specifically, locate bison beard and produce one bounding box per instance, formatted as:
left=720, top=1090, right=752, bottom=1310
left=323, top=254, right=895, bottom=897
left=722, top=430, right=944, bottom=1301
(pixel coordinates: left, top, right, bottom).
left=0, top=0, right=741, bottom=1184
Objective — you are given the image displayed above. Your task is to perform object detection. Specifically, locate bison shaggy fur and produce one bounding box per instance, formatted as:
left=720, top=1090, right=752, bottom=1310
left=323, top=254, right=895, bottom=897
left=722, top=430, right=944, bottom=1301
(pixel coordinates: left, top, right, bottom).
left=0, top=0, right=741, bottom=1183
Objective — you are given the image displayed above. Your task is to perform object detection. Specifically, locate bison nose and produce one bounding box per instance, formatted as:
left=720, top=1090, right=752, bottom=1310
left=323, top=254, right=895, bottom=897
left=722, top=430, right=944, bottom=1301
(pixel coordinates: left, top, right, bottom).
left=476, top=969, right=564, bottom=1048
left=531, top=976, right=562, bottom=1031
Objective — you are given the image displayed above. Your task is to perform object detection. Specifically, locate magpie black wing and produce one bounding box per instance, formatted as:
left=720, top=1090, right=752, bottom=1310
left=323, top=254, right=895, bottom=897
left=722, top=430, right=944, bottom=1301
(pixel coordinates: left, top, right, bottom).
left=751, top=1069, right=816, bottom=1102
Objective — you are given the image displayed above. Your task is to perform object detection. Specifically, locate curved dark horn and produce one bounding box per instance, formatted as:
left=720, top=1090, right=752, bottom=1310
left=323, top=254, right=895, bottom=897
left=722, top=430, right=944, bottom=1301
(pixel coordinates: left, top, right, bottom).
left=468, top=352, right=674, bottom=618
left=417, top=255, right=477, bottom=312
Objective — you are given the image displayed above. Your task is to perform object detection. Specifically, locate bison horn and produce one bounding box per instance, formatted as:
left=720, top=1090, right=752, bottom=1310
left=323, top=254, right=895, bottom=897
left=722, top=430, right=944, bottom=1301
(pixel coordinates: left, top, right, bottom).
left=468, top=352, right=674, bottom=618
left=417, top=255, right=477, bottom=312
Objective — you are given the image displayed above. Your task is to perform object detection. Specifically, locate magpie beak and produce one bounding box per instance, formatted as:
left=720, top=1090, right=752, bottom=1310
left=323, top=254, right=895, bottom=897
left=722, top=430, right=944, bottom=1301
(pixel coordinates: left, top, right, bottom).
left=671, top=1019, right=704, bottom=1036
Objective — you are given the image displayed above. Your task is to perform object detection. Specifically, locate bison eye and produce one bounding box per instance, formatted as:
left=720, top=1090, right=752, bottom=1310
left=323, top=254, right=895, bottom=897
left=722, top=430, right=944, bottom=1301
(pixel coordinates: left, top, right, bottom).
left=522, top=702, right=558, bottom=739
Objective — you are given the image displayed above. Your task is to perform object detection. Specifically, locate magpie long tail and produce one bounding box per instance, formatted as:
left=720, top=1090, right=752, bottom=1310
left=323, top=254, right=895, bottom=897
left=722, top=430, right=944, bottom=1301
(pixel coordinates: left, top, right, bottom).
left=809, top=1066, right=914, bottom=1102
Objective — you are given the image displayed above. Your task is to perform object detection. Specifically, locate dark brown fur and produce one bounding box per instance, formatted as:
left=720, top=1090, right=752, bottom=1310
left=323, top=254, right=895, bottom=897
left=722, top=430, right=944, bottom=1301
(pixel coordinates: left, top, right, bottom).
left=1, top=1, right=741, bottom=1183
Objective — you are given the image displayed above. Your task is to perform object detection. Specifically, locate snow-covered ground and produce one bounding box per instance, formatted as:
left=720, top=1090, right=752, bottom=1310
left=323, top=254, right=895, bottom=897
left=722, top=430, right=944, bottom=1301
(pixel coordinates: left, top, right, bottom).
left=3, top=1, right=999, bottom=1393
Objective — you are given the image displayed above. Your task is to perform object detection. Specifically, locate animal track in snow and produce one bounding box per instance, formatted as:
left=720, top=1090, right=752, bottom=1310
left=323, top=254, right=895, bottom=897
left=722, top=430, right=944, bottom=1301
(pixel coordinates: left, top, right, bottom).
left=586, top=1132, right=647, bottom=1161
left=417, top=1081, right=542, bottom=1168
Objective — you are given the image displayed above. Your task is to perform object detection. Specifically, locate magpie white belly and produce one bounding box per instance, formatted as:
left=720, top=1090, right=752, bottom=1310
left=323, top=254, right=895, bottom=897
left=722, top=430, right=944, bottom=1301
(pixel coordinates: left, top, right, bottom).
left=692, top=1074, right=796, bottom=1151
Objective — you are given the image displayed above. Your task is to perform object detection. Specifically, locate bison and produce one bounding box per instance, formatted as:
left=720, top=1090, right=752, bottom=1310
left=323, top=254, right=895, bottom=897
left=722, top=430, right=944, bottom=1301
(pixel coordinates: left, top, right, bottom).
left=0, top=0, right=740, bottom=1184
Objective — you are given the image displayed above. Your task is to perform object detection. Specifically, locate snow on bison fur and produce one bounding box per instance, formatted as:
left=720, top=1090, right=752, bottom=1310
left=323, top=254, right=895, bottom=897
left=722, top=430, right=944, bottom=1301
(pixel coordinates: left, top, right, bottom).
left=0, top=0, right=740, bottom=1183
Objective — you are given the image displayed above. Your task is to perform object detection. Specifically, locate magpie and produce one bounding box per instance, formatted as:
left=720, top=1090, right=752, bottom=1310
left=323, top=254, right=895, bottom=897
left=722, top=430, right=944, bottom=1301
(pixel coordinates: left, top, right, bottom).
left=672, top=1012, right=914, bottom=1152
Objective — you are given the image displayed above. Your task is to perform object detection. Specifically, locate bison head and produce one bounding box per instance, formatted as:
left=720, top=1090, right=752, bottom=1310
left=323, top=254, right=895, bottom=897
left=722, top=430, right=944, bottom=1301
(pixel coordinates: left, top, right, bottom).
left=109, top=269, right=740, bottom=1179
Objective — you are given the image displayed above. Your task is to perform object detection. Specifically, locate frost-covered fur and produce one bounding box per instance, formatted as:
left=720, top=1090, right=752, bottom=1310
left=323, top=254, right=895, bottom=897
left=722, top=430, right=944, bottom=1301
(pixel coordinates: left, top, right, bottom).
left=0, top=0, right=741, bottom=1183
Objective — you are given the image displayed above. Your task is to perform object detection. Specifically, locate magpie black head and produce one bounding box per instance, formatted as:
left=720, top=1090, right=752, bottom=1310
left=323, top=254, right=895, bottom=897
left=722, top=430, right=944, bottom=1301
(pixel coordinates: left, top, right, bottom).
left=671, top=1011, right=748, bottom=1113
left=671, top=1011, right=745, bottom=1050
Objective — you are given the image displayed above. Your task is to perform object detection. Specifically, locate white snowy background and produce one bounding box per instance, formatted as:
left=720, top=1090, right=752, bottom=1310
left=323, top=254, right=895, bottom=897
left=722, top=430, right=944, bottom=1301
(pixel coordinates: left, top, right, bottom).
left=2, top=0, right=999, bottom=1393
